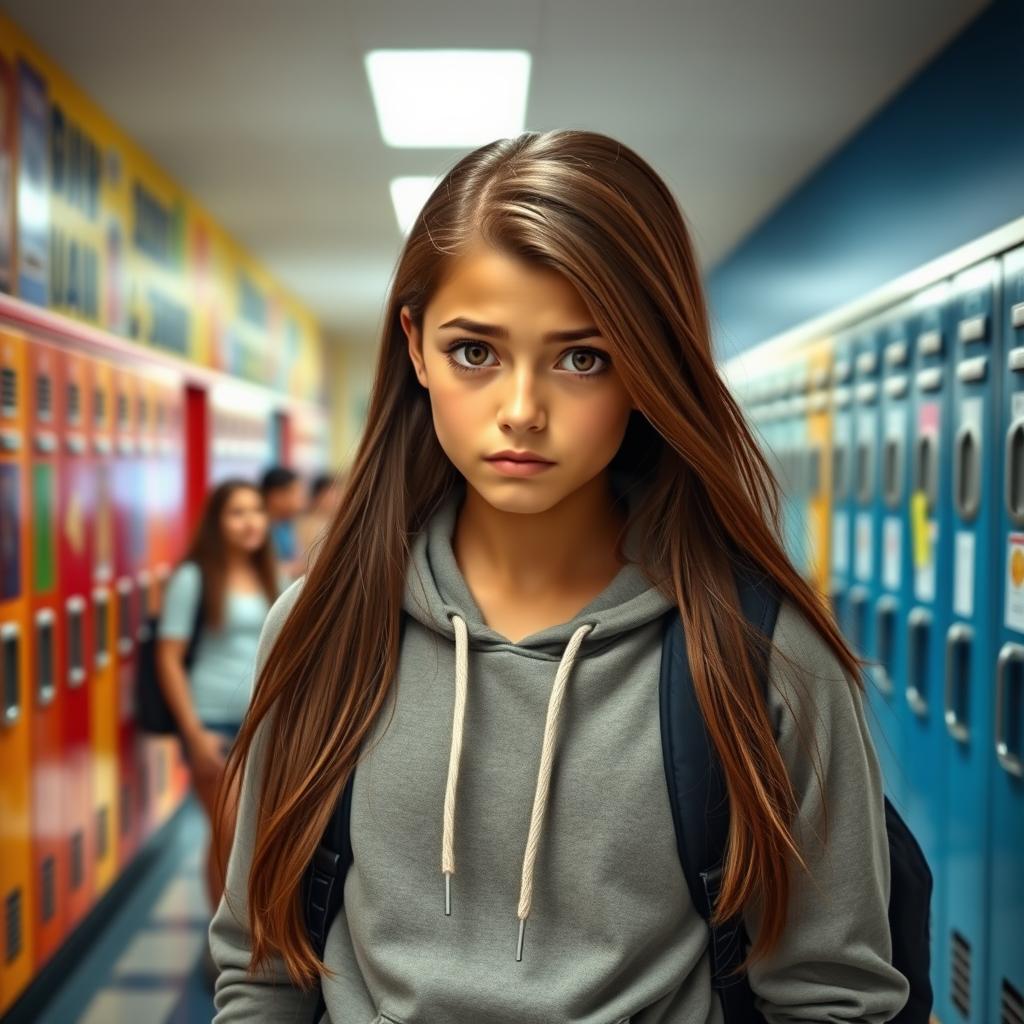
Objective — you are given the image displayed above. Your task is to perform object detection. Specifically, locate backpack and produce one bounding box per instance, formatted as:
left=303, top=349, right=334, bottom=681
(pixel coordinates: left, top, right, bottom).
left=302, top=564, right=932, bottom=1022
left=135, top=582, right=204, bottom=735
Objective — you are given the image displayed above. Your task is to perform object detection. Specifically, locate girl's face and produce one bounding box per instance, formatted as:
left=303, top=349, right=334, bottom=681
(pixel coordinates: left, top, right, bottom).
left=220, top=487, right=269, bottom=553
left=403, top=244, right=635, bottom=515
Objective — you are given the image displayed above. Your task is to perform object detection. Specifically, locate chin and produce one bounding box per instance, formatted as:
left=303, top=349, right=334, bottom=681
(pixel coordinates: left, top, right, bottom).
left=468, top=477, right=568, bottom=516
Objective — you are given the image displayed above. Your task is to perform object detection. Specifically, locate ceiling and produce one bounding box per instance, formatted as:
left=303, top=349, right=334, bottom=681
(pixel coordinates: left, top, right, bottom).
left=1, top=0, right=989, bottom=343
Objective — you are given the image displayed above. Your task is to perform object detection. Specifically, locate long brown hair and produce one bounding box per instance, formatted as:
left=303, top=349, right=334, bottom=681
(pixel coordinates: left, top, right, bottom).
left=222, top=130, right=865, bottom=985
left=182, top=479, right=279, bottom=628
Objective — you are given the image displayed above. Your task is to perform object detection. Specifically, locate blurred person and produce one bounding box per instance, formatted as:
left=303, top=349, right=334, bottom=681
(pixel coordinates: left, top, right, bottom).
left=211, top=132, right=910, bottom=1023
left=156, top=480, right=279, bottom=914
left=260, top=465, right=304, bottom=580
left=295, top=470, right=345, bottom=567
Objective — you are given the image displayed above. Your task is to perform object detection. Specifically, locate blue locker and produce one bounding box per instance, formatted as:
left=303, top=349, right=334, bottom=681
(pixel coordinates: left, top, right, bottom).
left=902, top=282, right=953, bottom=1010
left=828, top=337, right=855, bottom=633
left=875, top=307, right=913, bottom=810
left=990, top=245, right=1024, bottom=1020
left=851, top=323, right=905, bottom=803
left=940, top=258, right=1000, bottom=1024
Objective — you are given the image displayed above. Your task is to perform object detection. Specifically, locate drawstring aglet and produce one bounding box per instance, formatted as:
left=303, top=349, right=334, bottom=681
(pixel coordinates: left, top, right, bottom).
left=444, top=871, right=452, bottom=916
left=515, top=918, right=526, bottom=961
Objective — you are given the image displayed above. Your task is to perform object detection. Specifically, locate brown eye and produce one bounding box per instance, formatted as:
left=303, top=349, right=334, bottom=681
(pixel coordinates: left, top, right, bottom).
left=465, top=344, right=489, bottom=366
left=557, top=348, right=607, bottom=375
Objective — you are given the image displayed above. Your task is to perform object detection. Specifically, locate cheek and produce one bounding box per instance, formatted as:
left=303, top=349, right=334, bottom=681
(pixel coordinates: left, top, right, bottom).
left=562, top=388, right=632, bottom=455
left=426, top=375, right=484, bottom=452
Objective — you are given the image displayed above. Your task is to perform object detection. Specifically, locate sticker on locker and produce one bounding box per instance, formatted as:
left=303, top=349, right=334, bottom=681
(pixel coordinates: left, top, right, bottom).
left=855, top=511, right=874, bottom=582
left=882, top=515, right=902, bottom=591
left=831, top=510, right=849, bottom=573
left=1005, top=532, right=1024, bottom=633
left=954, top=530, right=975, bottom=618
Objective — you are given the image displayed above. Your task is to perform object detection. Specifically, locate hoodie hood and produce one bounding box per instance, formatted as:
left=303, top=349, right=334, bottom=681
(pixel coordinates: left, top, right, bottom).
left=402, top=482, right=675, bottom=661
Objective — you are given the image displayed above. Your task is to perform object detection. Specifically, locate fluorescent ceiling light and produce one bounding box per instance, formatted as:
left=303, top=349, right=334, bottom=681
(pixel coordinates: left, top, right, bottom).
left=366, top=49, right=531, bottom=148
left=390, top=176, right=440, bottom=234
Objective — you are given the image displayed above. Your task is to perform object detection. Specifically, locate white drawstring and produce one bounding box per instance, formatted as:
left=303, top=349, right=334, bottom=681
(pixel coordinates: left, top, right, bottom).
left=440, top=613, right=593, bottom=961
left=442, top=614, right=470, bottom=916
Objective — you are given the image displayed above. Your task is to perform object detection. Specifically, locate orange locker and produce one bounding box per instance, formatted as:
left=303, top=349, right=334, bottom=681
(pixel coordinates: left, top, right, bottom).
left=805, top=339, right=835, bottom=597
left=27, top=341, right=68, bottom=966
left=89, top=359, right=118, bottom=894
left=0, top=330, right=35, bottom=1013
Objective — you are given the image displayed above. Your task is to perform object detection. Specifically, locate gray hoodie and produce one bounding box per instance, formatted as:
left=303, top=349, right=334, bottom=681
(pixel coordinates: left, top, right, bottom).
left=211, top=488, right=909, bottom=1023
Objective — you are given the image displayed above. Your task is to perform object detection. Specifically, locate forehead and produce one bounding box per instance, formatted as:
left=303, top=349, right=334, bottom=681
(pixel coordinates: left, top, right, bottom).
left=425, top=244, right=593, bottom=327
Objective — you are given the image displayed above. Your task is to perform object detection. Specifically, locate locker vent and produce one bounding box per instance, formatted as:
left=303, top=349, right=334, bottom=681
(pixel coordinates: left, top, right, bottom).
left=4, top=888, right=22, bottom=963
left=951, top=930, right=971, bottom=1017
left=41, top=855, right=55, bottom=922
left=36, top=373, right=52, bottom=420
left=1003, top=979, right=1024, bottom=1024
left=96, top=805, right=109, bottom=861
left=67, top=382, right=81, bottom=424
left=120, top=783, right=131, bottom=836
left=94, top=387, right=105, bottom=426
left=70, top=830, right=84, bottom=889
left=1, top=366, right=16, bottom=417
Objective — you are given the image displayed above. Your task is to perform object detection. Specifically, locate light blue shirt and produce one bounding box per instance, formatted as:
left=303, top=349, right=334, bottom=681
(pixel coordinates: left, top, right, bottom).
left=158, top=562, right=271, bottom=726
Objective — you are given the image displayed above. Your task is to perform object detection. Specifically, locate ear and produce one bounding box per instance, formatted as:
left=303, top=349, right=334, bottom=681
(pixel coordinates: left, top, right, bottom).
left=401, top=306, right=428, bottom=388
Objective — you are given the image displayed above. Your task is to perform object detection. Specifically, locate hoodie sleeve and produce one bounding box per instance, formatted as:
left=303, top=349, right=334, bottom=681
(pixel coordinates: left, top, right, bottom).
left=210, top=578, right=320, bottom=1024
left=742, top=599, right=910, bottom=1024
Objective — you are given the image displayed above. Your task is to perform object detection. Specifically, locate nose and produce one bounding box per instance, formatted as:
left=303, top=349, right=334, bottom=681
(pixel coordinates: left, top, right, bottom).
left=497, top=368, right=546, bottom=434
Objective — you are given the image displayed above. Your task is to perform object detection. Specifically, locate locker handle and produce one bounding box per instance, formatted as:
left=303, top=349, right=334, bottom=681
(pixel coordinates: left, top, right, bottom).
left=882, top=435, right=902, bottom=509
left=995, top=643, right=1024, bottom=778
left=952, top=423, right=980, bottom=521
left=1, top=623, right=20, bottom=728
left=905, top=607, right=931, bottom=718
left=874, top=595, right=897, bottom=697
left=944, top=622, right=973, bottom=743
left=913, top=434, right=938, bottom=513
left=1005, top=418, right=1024, bottom=524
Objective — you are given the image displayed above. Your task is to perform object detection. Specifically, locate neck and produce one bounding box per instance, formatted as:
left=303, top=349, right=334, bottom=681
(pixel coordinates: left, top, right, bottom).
left=452, top=473, right=626, bottom=597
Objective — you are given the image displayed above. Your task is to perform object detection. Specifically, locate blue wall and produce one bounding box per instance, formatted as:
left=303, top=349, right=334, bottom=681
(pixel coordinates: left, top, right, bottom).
left=708, top=0, right=1022, bottom=359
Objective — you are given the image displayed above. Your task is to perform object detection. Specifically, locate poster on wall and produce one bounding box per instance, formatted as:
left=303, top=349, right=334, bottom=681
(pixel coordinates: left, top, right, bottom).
left=16, top=59, right=49, bottom=306
left=0, top=56, right=15, bottom=294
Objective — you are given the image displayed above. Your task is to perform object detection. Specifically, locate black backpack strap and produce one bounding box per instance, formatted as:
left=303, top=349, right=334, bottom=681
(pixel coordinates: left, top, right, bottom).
left=659, top=558, right=781, bottom=1022
left=303, top=772, right=355, bottom=1022
left=183, top=584, right=204, bottom=670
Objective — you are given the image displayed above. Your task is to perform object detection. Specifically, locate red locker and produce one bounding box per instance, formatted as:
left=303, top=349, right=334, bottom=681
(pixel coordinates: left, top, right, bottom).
left=111, top=367, right=141, bottom=866
left=57, top=350, right=96, bottom=927
left=27, top=341, right=68, bottom=966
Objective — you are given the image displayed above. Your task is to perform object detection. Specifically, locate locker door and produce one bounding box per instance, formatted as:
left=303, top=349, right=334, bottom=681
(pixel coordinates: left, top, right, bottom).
left=805, top=343, right=834, bottom=597
left=828, top=339, right=854, bottom=635
left=27, top=341, right=68, bottom=966
left=112, top=369, right=141, bottom=865
left=901, top=282, right=953, bottom=1010
left=89, top=359, right=118, bottom=893
left=990, top=245, right=1024, bottom=1020
left=0, top=330, right=34, bottom=1013
left=875, top=310, right=913, bottom=810
left=57, top=350, right=95, bottom=928
left=940, top=258, right=1000, bottom=1024
left=851, top=324, right=904, bottom=802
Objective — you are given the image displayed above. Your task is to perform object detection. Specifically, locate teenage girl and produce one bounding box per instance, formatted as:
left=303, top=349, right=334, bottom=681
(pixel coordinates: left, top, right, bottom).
left=157, top=479, right=279, bottom=912
left=210, top=131, right=910, bottom=1023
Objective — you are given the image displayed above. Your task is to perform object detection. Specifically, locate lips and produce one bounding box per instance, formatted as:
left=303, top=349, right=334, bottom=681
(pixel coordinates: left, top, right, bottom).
left=485, top=450, right=554, bottom=465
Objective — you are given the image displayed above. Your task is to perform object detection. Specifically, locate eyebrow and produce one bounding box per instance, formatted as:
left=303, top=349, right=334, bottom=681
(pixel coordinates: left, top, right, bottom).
left=437, top=317, right=602, bottom=343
